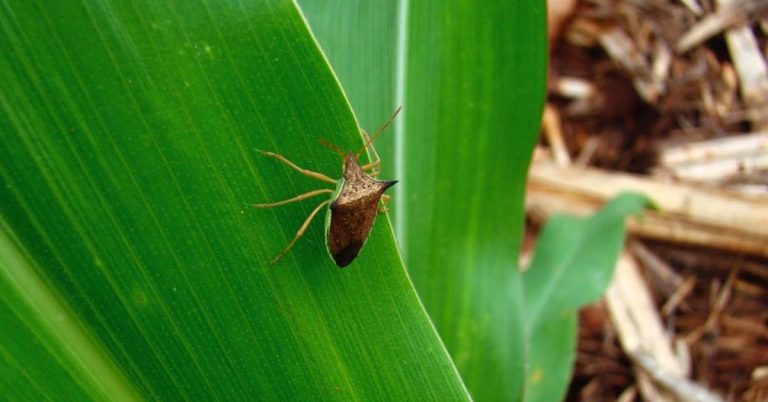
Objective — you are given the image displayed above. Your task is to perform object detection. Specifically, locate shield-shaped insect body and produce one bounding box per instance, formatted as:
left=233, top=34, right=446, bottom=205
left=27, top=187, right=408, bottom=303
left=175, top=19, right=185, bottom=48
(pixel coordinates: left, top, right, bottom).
left=325, top=153, right=397, bottom=267
left=254, top=107, right=401, bottom=268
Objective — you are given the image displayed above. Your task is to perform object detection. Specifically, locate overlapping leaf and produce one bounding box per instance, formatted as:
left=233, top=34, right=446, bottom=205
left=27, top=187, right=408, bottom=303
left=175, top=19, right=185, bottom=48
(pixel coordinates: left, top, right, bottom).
left=301, top=0, right=547, bottom=400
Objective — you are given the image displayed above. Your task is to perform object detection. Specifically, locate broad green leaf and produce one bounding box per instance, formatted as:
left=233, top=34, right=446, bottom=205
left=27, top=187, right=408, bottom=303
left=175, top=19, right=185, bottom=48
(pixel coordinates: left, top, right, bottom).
left=301, top=0, right=547, bottom=400
left=522, top=193, right=652, bottom=401
left=0, top=0, right=469, bottom=400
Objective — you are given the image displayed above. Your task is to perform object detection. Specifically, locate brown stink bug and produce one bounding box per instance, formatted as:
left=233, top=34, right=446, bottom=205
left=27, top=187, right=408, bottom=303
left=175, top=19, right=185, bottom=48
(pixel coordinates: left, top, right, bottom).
left=254, top=107, right=401, bottom=267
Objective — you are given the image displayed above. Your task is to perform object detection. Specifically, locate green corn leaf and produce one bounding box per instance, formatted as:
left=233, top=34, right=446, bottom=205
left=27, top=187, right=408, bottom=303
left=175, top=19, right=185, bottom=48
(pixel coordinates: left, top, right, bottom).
left=523, top=192, right=652, bottom=402
left=0, top=0, right=469, bottom=400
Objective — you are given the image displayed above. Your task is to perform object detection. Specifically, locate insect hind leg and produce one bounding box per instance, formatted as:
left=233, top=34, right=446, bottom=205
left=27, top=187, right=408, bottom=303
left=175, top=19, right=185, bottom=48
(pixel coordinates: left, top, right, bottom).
left=270, top=199, right=330, bottom=264
left=378, top=194, right=391, bottom=213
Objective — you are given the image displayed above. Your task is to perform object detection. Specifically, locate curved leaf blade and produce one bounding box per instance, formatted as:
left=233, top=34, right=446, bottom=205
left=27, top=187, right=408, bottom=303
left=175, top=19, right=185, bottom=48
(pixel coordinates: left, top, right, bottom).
left=0, top=0, right=469, bottom=400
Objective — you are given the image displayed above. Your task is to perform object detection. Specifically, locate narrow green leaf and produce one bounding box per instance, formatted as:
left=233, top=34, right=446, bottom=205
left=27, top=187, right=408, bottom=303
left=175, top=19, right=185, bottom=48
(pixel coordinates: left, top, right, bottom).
left=522, top=192, right=652, bottom=402
left=1, top=0, right=469, bottom=399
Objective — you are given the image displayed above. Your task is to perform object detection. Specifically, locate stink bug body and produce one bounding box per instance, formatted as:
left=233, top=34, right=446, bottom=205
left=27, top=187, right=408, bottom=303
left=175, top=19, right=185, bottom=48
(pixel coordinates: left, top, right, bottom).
left=254, top=107, right=401, bottom=267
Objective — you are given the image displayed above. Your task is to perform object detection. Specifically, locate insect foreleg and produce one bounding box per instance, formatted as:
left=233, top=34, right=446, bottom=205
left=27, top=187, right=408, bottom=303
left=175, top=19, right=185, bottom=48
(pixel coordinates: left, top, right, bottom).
left=258, top=150, right=336, bottom=184
left=253, top=188, right=333, bottom=208
left=358, top=129, right=382, bottom=176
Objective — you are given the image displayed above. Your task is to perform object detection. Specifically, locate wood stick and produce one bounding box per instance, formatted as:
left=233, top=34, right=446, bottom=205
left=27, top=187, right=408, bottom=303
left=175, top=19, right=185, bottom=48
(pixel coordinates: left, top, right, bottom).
left=606, top=253, right=686, bottom=402
left=717, top=0, right=768, bottom=129
left=527, top=160, right=768, bottom=257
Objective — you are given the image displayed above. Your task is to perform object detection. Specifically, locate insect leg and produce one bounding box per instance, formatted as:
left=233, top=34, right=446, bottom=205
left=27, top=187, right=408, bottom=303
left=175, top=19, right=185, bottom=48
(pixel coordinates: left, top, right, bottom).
left=355, top=106, right=402, bottom=159
left=318, top=139, right=345, bottom=158
left=359, top=129, right=381, bottom=175
left=259, top=150, right=336, bottom=184
left=270, top=199, right=331, bottom=264
left=378, top=194, right=391, bottom=213
left=253, top=188, right=333, bottom=208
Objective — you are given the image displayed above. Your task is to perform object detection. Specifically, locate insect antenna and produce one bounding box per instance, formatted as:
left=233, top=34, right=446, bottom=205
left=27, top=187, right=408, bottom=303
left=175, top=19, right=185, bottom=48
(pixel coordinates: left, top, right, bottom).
left=355, top=106, right=402, bottom=160
left=318, top=138, right=345, bottom=158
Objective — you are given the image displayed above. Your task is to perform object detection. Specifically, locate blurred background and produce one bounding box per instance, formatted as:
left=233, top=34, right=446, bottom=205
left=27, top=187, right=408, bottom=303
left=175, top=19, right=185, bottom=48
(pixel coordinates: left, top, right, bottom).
left=535, top=0, right=768, bottom=400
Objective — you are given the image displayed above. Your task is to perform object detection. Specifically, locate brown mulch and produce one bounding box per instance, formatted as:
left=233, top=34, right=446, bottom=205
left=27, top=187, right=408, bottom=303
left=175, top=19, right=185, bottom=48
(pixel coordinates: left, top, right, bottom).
left=568, top=242, right=768, bottom=401
left=542, top=0, right=768, bottom=401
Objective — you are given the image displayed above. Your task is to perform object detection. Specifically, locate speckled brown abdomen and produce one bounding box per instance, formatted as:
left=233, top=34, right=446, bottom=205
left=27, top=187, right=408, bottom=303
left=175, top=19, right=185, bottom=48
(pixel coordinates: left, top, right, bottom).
left=327, top=153, right=396, bottom=267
